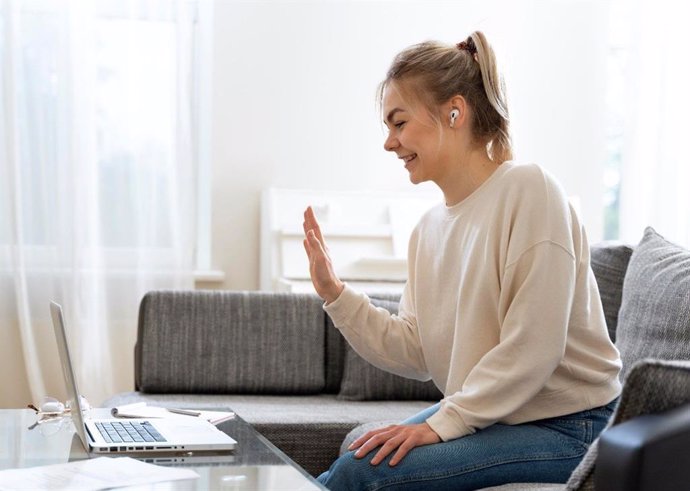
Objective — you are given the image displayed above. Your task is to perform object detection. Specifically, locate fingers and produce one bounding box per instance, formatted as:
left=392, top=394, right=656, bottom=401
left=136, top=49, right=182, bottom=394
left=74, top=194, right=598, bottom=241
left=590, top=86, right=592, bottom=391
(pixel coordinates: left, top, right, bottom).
left=388, top=439, right=415, bottom=467
left=352, top=426, right=399, bottom=461
left=302, top=207, right=344, bottom=303
left=303, top=214, right=326, bottom=263
left=303, top=230, right=325, bottom=268
left=351, top=423, right=441, bottom=467
left=303, top=206, right=326, bottom=246
left=302, top=238, right=312, bottom=262
left=348, top=425, right=395, bottom=451
left=370, top=434, right=407, bottom=466
left=303, top=206, right=318, bottom=235
left=306, top=229, right=328, bottom=259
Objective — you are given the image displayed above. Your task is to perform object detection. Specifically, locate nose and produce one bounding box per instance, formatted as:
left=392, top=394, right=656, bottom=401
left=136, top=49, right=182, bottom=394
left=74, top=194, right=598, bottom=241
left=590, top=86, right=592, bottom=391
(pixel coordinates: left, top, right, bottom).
left=383, top=130, right=399, bottom=152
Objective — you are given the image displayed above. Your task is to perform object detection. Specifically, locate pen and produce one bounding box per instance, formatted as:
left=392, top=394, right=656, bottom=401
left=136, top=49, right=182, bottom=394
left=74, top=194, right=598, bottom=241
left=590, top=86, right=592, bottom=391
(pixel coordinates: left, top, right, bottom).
left=167, top=408, right=201, bottom=417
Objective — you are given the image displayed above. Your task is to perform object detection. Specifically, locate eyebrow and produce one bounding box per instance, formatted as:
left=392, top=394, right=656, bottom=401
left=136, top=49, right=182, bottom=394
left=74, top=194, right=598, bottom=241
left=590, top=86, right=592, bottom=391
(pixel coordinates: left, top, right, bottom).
left=385, top=108, right=406, bottom=125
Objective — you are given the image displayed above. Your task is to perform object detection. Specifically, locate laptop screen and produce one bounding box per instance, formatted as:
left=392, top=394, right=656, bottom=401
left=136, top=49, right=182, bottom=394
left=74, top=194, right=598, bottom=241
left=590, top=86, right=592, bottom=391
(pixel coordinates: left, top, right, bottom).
left=50, top=301, right=91, bottom=451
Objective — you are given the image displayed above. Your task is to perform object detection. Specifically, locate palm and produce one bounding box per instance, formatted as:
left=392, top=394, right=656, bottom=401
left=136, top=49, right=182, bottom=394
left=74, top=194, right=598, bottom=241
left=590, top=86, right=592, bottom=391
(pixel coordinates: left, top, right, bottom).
left=303, top=207, right=344, bottom=303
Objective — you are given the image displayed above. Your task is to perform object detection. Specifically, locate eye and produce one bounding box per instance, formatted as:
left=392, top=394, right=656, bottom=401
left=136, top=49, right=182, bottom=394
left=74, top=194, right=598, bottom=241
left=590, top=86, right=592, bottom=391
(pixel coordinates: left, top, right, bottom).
left=394, top=121, right=406, bottom=129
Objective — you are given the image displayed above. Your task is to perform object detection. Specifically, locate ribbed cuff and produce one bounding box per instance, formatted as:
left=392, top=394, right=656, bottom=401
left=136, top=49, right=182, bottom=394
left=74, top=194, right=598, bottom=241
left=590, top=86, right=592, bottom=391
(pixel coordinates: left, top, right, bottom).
left=323, top=284, right=367, bottom=327
left=425, top=404, right=474, bottom=442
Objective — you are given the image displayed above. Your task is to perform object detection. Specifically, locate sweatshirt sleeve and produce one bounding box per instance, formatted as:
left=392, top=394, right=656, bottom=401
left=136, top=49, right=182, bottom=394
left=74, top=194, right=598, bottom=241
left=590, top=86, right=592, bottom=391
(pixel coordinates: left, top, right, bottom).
left=426, top=241, right=577, bottom=441
left=324, top=283, right=430, bottom=380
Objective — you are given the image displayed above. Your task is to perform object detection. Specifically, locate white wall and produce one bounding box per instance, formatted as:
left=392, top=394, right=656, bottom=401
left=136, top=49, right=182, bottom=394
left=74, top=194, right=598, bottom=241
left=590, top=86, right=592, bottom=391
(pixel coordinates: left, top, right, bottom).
left=0, top=0, right=610, bottom=409
left=205, top=0, right=610, bottom=291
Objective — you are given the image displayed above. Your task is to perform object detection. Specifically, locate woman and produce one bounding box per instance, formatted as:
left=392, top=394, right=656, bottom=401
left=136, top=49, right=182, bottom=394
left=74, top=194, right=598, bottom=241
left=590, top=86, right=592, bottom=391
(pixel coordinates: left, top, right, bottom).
left=303, top=31, right=621, bottom=491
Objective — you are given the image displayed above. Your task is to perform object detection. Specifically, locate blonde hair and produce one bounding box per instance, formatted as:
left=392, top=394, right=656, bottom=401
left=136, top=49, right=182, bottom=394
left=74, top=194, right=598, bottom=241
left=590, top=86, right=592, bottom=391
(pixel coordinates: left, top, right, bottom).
left=378, top=31, right=513, bottom=164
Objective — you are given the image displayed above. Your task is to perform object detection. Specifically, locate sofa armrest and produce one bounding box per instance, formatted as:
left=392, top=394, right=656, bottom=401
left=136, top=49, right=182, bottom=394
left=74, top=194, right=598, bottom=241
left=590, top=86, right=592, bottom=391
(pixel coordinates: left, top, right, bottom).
left=594, top=403, right=690, bottom=491
left=611, top=359, right=690, bottom=425
left=565, top=359, right=690, bottom=490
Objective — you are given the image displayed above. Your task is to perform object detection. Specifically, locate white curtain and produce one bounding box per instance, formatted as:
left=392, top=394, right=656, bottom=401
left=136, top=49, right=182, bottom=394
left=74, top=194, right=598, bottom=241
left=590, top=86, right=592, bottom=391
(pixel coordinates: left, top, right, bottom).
left=618, top=0, right=690, bottom=247
left=0, top=0, right=201, bottom=407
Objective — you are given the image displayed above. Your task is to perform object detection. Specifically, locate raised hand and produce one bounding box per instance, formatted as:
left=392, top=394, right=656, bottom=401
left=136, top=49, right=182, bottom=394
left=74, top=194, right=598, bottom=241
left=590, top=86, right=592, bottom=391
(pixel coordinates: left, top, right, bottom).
left=303, top=206, right=344, bottom=303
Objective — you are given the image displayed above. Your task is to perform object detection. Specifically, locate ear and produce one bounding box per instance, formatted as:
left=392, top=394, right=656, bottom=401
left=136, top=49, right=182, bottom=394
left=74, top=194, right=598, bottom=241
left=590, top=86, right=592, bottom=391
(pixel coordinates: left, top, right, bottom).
left=445, top=95, right=468, bottom=128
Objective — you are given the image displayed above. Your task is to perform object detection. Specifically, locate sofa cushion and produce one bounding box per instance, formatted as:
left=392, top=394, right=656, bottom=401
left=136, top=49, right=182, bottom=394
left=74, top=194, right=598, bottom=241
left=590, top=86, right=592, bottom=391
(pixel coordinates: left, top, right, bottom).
left=103, top=392, right=431, bottom=427
left=335, top=297, right=444, bottom=402
left=615, top=227, right=690, bottom=381
left=101, top=391, right=431, bottom=477
left=590, top=242, right=634, bottom=342
left=324, top=312, right=347, bottom=393
left=477, top=485, right=564, bottom=490
left=136, top=291, right=326, bottom=394
left=324, top=292, right=403, bottom=394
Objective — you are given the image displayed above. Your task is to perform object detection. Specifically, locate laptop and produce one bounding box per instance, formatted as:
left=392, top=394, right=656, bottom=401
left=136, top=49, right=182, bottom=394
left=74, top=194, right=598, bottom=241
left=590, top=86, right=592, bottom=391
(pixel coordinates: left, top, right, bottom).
left=50, top=301, right=237, bottom=454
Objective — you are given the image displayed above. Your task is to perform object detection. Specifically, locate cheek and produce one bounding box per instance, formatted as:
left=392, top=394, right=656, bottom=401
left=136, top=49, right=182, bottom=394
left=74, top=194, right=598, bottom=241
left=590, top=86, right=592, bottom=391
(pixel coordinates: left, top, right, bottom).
left=405, top=126, right=436, bottom=153
left=399, top=129, right=417, bottom=149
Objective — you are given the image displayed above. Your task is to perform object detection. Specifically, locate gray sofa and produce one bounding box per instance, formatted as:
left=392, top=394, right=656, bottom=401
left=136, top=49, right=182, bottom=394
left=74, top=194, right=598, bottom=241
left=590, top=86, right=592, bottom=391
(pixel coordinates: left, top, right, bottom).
left=103, top=290, right=443, bottom=477
left=105, top=227, right=690, bottom=489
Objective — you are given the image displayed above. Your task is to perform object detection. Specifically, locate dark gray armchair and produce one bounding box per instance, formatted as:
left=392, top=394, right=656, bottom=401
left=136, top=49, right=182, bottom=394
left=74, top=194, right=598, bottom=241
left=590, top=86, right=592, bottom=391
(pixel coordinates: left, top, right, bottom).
left=594, top=361, right=690, bottom=491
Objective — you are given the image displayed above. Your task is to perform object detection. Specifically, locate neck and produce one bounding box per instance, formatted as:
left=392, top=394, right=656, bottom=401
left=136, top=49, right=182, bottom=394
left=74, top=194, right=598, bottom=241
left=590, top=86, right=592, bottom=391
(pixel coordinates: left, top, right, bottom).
left=436, top=148, right=500, bottom=206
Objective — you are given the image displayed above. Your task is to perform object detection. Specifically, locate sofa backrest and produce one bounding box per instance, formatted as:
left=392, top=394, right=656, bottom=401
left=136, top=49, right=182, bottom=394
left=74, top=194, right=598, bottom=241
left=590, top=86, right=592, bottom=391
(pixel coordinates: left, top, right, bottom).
left=134, top=243, right=634, bottom=397
left=135, top=290, right=326, bottom=394
left=590, top=243, right=634, bottom=342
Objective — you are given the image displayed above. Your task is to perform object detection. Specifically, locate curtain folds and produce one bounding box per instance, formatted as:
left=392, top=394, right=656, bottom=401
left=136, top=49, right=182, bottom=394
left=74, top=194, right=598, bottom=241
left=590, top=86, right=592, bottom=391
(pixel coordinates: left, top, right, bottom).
left=0, top=0, right=199, bottom=407
left=618, top=0, right=690, bottom=247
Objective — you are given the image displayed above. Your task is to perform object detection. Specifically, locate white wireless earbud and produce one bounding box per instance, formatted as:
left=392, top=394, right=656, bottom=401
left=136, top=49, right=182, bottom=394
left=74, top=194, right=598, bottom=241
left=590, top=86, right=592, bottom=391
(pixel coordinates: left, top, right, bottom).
left=449, top=109, right=460, bottom=127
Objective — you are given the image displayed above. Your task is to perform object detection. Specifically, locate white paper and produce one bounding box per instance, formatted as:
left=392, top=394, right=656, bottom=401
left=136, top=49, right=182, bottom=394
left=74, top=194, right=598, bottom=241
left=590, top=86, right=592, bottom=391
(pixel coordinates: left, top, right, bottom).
left=110, top=403, right=171, bottom=419
left=111, top=403, right=235, bottom=425
left=111, top=402, right=148, bottom=415
left=0, top=456, right=198, bottom=491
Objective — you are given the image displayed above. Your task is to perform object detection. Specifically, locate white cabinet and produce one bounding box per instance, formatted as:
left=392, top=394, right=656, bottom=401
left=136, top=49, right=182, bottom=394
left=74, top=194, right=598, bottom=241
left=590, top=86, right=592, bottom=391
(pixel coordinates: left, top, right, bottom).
left=260, top=188, right=440, bottom=293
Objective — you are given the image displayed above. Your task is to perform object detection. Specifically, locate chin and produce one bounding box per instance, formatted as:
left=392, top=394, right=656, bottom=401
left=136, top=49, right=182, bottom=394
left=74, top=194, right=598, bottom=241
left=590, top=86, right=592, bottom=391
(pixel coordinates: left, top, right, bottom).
left=407, top=172, right=425, bottom=185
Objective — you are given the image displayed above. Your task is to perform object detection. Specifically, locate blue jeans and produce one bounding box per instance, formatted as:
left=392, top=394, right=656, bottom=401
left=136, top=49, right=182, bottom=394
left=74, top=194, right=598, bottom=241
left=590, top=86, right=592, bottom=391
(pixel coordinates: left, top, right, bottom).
left=317, top=399, right=617, bottom=491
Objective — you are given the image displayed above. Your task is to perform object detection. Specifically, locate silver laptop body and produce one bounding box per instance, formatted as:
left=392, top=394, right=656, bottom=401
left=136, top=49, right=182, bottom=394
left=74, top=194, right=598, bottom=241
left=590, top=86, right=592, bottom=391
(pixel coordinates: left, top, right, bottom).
left=49, top=301, right=237, bottom=454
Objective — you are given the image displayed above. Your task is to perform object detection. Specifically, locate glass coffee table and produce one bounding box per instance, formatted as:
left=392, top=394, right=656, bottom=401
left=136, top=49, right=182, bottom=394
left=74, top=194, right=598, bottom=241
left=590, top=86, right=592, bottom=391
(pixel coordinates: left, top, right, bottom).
left=0, top=409, right=326, bottom=490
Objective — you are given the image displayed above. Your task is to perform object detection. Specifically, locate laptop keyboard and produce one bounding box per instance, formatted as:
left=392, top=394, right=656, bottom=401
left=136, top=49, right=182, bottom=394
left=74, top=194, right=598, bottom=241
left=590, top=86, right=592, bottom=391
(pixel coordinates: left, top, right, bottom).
left=95, top=421, right=167, bottom=444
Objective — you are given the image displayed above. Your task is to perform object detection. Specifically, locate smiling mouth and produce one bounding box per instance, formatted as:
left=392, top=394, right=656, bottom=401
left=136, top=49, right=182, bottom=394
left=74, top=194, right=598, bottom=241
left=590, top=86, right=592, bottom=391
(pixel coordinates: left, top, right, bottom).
left=401, top=154, right=417, bottom=166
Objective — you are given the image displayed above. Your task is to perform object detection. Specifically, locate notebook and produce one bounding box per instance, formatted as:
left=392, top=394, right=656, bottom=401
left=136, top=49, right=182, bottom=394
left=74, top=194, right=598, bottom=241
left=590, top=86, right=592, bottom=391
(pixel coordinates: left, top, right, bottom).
left=49, top=301, right=237, bottom=454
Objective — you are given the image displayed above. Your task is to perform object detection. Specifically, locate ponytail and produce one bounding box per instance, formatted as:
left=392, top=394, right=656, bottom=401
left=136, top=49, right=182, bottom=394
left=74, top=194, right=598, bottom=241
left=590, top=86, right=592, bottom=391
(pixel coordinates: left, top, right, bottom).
left=468, top=31, right=512, bottom=164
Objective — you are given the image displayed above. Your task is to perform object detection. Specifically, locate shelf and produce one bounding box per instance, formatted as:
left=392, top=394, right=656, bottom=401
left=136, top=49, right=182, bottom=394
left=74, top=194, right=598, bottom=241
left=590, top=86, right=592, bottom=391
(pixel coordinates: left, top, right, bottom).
left=280, top=225, right=393, bottom=239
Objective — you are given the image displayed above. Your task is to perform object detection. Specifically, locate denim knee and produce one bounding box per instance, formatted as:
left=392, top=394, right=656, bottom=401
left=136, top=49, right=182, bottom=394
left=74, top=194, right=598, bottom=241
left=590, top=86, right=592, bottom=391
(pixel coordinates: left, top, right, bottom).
left=318, top=451, right=371, bottom=491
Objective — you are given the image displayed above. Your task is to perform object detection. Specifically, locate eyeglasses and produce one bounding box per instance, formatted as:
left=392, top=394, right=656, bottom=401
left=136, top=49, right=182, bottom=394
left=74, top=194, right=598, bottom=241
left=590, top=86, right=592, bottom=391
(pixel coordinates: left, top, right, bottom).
left=27, top=395, right=92, bottom=428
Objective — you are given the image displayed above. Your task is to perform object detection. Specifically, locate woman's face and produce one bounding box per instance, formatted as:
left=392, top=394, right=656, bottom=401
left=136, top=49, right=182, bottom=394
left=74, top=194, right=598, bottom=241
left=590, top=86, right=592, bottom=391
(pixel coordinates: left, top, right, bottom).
left=382, top=84, right=449, bottom=185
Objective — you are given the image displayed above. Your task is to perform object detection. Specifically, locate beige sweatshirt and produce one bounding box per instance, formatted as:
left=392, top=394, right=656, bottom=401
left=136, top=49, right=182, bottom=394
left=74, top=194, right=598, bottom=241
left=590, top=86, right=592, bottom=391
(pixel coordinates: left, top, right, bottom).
left=324, top=162, right=622, bottom=442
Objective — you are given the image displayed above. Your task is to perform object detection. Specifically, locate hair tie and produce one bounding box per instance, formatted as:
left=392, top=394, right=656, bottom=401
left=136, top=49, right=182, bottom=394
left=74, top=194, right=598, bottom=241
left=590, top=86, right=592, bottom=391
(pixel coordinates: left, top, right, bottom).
left=456, top=39, right=478, bottom=57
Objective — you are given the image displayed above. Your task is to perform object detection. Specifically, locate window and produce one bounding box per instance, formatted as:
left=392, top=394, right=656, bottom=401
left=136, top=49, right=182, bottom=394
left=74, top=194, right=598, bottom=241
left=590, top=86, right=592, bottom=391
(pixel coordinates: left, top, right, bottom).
left=603, top=0, right=631, bottom=241
left=1, top=0, right=209, bottom=268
